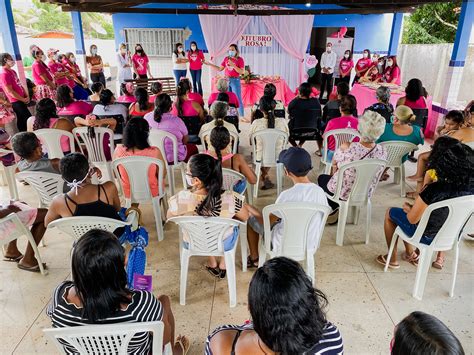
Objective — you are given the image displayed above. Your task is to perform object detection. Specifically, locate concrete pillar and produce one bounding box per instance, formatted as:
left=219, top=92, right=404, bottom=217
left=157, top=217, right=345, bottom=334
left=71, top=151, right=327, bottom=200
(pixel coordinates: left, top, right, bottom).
left=0, top=0, right=26, bottom=87
left=388, top=13, right=404, bottom=56
left=441, top=0, right=473, bottom=107
left=71, top=11, right=89, bottom=81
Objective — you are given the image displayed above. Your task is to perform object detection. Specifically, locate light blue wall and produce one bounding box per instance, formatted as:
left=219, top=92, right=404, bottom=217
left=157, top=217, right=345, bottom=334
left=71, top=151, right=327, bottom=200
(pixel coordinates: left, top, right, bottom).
left=112, top=5, right=394, bottom=53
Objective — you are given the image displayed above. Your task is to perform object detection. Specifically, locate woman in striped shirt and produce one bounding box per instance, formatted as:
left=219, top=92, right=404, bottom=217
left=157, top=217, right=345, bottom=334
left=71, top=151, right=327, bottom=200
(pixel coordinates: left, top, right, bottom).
left=205, top=257, right=343, bottom=355
left=47, top=229, right=189, bottom=355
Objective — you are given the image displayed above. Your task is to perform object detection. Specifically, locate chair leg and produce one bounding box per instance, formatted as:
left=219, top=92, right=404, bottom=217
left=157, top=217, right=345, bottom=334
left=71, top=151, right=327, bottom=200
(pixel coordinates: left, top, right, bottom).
left=307, top=255, right=315, bottom=286
left=365, top=200, right=372, bottom=244
left=412, top=248, right=433, bottom=300
left=450, top=242, right=460, bottom=297
left=276, top=163, right=283, bottom=196
left=246, top=185, right=254, bottom=205
left=152, top=198, right=164, bottom=242
left=5, top=166, right=19, bottom=201
left=323, top=162, right=331, bottom=175
left=168, top=166, right=175, bottom=196
left=257, top=235, right=266, bottom=267
left=336, top=204, right=349, bottom=246
left=239, top=225, right=248, bottom=272
left=26, top=233, right=48, bottom=276
left=384, top=232, right=398, bottom=272
left=393, top=167, right=401, bottom=185
left=224, top=251, right=237, bottom=307
left=352, top=206, right=360, bottom=225
left=254, top=163, right=261, bottom=199
left=179, top=164, right=187, bottom=190
left=179, top=251, right=190, bottom=306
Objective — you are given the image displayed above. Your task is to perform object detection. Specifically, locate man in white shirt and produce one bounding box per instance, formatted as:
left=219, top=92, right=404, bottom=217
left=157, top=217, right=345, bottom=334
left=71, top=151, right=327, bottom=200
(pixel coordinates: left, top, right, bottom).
left=319, top=42, right=337, bottom=101
left=246, top=147, right=329, bottom=268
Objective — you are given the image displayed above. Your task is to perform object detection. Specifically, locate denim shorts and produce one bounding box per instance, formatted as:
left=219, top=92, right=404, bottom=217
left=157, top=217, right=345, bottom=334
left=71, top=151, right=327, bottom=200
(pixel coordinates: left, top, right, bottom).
left=183, top=226, right=239, bottom=251
left=389, top=207, right=433, bottom=245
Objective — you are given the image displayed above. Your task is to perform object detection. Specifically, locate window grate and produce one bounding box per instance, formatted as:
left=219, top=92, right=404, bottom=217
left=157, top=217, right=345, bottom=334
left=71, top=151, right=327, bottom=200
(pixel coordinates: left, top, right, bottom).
left=124, top=28, right=185, bottom=57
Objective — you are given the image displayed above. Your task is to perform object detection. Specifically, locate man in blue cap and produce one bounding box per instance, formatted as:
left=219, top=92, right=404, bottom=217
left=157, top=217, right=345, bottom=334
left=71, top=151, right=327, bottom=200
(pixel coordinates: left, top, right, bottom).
left=246, top=147, right=329, bottom=268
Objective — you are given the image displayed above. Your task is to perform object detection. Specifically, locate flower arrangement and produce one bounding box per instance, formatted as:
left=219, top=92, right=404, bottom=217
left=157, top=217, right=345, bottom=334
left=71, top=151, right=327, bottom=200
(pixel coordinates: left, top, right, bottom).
left=240, top=65, right=259, bottom=84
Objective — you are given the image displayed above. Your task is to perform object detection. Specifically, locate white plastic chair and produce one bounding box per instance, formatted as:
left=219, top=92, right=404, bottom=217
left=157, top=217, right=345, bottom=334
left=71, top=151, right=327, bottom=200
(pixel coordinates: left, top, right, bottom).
left=257, top=202, right=331, bottom=285
left=113, top=156, right=166, bottom=241
left=222, top=168, right=253, bottom=205
left=321, top=129, right=361, bottom=174
left=16, top=172, right=64, bottom=208
left=327, top=159, right=387, bottom=246
left=149, top=129, right=187, bottom=196
left=199, top=128, right=239, bottom=154
left=47, top=216, right=131, bottom=240
left=0, top=149, right=19, bottom=200
left=0, top=213, right=47, bottom=275
left=250, top=129, right=288, bottom=198
left=168, top=216, right=245, bottom=307
left=380, top=141, right=419, bottom=197
left=385, top=195, right=474, bottom=300
left=43, top=321, right=169, bottom=355
left=34, top=128, right=75, bottom=159
left=73, top=127, right=115, bottom=182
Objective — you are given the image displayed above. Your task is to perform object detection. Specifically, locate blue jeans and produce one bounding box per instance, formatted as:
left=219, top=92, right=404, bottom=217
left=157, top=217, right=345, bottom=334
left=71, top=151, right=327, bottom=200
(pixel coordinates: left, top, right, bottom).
left=389, top=207, right=433, bottom=245
left=190, top=69, right=203, bottom=96
left=73, top=84, right=89, bottom=100
left=173, top=69, right=187, bottom=84
left=228, top=77, right=244, bottom=117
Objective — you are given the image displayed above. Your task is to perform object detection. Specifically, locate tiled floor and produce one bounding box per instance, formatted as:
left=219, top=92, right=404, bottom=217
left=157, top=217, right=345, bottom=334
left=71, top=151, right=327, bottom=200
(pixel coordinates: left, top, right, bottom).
left=1, top=120, right=473, bottom=354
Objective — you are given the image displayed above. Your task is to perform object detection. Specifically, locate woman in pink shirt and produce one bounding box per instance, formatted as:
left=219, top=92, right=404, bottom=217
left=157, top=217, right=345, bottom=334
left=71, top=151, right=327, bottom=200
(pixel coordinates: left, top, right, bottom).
left=396, top=78, right=428, bottom=109
left=187, top=41, right=205, bottom=96
left=56, top=85, right=93, bottom=117
left=61, top=52, right=89, bottom=101
left=208, top=78, right=240, bottom=108
left=382, top=56, right=401, bottom=85
left=207, top=44, right=245, bottom=117
left=0, top=53, right=29, bottom=132
left=353, top=49, right=372, bottom=85
left=117, top=82, right=136, bottom=103
left=47, top=48, right=72, bottom=89
left=324, top=95, right=360, bottom=160
left=180, top=78, right=204, bottom=106
left=31, top=48, right=56, bottom=101
left=132, top=44, right=152, bottom=79
left=338, top=50, right=354, bottom=85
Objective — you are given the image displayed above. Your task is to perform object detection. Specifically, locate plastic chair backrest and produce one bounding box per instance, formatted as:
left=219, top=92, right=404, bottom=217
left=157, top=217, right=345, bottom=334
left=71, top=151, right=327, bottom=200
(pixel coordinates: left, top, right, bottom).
left=113, top=156, right=165, bottom=202
left=149, top=129, right=178, bottom=166
left=411, top=108, right=429, bottom=129
left=0, top=213, right=32, bottom=246
left=199, top=128, right=239, bottom=154
left=43, top=321, right=165, bottom=355
left=222, top=168, right=246, bottom=194
left=408, top=195, right=474, bottom=250
left=322, top=128, right=361, bottom=163
left=168, top=216, right=240, bottom=254
left=73, top=127, right=115, bottom=163
left=380, top=141, right=418, bottom=167
left=48, top=216, right=129, bottom=239
left=34, top=129, right=75, bottom=159
left=332, top=159, right=387, bottom=204
left=250, top=129, right=288, bottom=167
left=16, top=171, right=64, bottom=207
left=180, top=116, right=201, bottom=136
left=263, top=202, right=331, bottom=259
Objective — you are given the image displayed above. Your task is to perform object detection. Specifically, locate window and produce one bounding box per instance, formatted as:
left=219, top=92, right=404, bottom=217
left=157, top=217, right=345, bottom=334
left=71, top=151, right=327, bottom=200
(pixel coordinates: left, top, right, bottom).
left=124, top=28, right=185, bottom=57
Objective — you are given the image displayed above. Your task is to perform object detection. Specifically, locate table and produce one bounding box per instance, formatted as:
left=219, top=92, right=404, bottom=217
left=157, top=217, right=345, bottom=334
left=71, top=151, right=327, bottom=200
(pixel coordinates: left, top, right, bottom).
left=351, top=84, right=435, bottom=138
left=211, top=77, right=296, bottom=107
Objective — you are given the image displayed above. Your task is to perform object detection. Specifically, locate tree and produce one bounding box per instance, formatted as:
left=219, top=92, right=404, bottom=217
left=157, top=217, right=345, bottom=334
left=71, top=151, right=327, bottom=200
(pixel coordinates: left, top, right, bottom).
left=402, top=2, right=461, bottom=44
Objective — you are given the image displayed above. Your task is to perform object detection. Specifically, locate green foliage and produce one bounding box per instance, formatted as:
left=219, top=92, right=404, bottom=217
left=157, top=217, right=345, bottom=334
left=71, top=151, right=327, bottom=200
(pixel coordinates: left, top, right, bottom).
left=12, top=0, right=114, bottom=39
left=402, top=2, right=461, bottom=44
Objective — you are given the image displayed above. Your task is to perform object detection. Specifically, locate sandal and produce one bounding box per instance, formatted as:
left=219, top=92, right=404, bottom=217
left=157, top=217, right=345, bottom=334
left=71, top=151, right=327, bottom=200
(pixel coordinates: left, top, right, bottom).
left=219, top=269, right=226, bottom=279
left=17, top=262, right=47, bottom=273
left=175, top=335, right=190, bottom=355
left=402, top=251, right=419, bottom=266
left=3, top=254, right=23, bottom=262
left=247, top=256, right=259, bottom=268
left=205, top=265, right=220, bottom=278
left=376, top=254, right=400, bottom=269
left=432, top=255, right=445, bottom=269
left=261, top=178, right=275, bottom=190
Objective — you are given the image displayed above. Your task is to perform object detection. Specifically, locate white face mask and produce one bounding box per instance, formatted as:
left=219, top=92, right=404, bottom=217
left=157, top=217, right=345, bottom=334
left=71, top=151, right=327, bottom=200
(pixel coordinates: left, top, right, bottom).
left=70, top=57, right=76, bottom=63
left=363, top=52, right=369, bottom=58
left=326, top=47, right=332, bottom=52
left=191, top=46, right=197, bottom=51
left=91, top=48, right=97, bottom=55
left=52, top=54, right=58, bottom=61
left=387, top=60, right=393, bottom=66
left=178, top=47, right=183, bottom=53
left=185, top=174, right=194, bottom=187
left=120, top=48, right=126, bottom=54
left=344, top=54, right=349, bottom=59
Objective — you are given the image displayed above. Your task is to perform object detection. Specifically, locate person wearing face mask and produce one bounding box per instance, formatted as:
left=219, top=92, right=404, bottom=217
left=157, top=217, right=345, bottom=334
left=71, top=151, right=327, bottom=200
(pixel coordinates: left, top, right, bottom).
left=31, top=47, right=57, bottom=102
left=172, top=42, right=189, bottom=85
left=62, top=52, right=90, bottom=100
left=47, top=49, right=72, bottom=91
left=319, top=42, right=337, bottom=101
left=132, top=43, right=152, bottom=80
left=187, top=41, right=205, bottom=96
left=338, top=50, right=354, bottom=85
left=116, top=43, right=133, bottom=94
left=206, top=44, right=245, bottom=117
left=382, top=55, right=401, bottom=85
left=353, top=49, right=372, bottom=85
left=371, top=53, right=380, bottom=67
left=86, top=44, right=106, bottom=87
left=0, top=52, right=29, bottom=132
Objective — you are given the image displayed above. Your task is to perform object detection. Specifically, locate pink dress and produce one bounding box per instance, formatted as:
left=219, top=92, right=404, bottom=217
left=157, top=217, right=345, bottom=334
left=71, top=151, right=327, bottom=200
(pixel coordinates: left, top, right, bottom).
left=324, top=116, right=360, bottom=151
left=114, top=145, right=161, bottom=198
left=32, top=61, right=56, bottom=100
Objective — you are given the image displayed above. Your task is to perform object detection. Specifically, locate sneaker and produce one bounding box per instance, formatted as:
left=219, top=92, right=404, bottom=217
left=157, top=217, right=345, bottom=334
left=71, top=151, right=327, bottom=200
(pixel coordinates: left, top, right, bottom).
left=326, top=209, right=339, bottom=225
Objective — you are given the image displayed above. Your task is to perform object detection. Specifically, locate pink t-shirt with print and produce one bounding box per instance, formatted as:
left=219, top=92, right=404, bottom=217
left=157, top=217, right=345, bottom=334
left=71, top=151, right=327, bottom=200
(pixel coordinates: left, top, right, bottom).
left=188, top=50, right=205, bottom=71
left=324, top=116, right=360, bottom=151
left=57, top=101, right=93, bottom=116
left=48, top=61, right=73, bottom=87
left=132, top=54, right=149, bottom=76
left=221, top=56, right=244, bottom=78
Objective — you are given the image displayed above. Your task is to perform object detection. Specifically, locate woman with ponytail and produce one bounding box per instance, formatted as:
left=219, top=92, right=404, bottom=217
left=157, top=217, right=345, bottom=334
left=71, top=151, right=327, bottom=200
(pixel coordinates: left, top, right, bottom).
left=144, top=93, right=197, bottom=163
left=167, top=154, right=249, bottom=279
left=128, top=87, right=153, bottom=117
left=250, top=95, right=288, bottom=190
left=171, top=80, right=204, bottom=121
left=200, top=100, right=239, bottom=152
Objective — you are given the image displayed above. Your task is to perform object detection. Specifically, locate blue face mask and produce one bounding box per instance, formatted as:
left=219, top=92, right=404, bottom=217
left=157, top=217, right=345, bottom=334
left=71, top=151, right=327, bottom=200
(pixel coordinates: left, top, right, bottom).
left=228, top=50, right=236, bottom=57
left=390, top=115, right=395, bottom=123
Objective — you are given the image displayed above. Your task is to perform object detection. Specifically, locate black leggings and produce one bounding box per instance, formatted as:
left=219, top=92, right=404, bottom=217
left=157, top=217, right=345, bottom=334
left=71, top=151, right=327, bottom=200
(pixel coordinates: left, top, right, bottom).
left=90, top=72, right=106, bottom=87
left=12, top=101, right=31, bottom=132
left=317, top=174, right=339, bottom=211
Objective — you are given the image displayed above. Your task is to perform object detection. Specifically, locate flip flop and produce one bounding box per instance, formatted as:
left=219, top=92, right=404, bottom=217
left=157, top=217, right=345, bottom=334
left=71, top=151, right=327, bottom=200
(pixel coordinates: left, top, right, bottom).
left=432, top=256, right=444, bottom=269
left=247, top=256, right=258, bottom=268
left=175, top=335, right=190, bottom=355
left=3, top=254, right=23, bottom=262
left=205, top=265, right=220, bottom=278
left=401, top=251, right=419, bottom=266
left=376, top=254, right=400, bottom=269
left=261, top=179, right=275, bottom=190
left=17, top=262, right=47, bottom=273
left=219, top=269, right=227, bottom=279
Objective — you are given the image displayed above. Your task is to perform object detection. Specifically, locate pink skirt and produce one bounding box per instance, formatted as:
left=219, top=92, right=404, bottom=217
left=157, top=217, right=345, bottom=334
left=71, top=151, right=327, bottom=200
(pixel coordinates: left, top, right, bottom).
left=34, top=84, right=57, bottom=101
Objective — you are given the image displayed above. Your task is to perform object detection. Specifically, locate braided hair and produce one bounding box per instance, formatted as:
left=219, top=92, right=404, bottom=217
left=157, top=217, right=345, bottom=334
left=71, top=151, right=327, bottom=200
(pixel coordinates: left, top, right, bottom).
left=210, top=122, right=231, bottom=162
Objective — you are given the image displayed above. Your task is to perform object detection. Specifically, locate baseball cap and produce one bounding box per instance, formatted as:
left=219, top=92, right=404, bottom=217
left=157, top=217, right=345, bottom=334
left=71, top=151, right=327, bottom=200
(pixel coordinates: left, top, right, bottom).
left=278, top=147, right=312, bottom=176
left=47, top=48, right=59, bottom=57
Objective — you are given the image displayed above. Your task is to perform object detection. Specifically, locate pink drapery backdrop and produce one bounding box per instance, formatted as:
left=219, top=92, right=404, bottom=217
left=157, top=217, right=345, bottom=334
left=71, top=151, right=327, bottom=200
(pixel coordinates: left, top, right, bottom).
left=199, top=14, right=314, bottom=90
